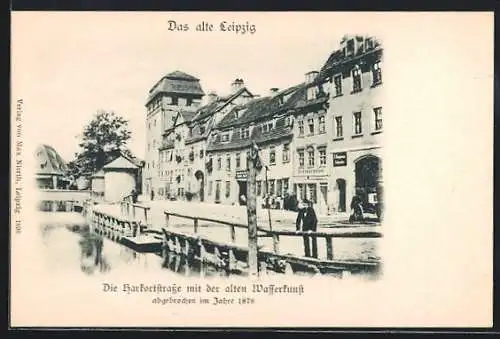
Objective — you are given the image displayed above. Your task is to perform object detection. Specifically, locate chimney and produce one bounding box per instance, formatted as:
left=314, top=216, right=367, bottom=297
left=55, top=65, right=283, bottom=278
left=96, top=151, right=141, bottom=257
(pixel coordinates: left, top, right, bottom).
left=305, top=71, right=319, bottom=84
left=231, top=78, right=245, bottom=93
left=207, top=91, right=218, bottom=104
left=270, top=88, right=279, bottom=95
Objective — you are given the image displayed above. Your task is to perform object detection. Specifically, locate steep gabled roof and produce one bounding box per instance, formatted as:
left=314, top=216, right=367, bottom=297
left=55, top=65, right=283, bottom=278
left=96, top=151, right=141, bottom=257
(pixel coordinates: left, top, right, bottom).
left=36, top=144, right=68, bottom=175
left=216, top=84, right=305, bottom=129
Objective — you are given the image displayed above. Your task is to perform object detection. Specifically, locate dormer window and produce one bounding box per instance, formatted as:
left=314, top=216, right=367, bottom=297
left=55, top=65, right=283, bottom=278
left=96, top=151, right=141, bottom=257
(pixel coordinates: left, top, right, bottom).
left=306, top=86, right=317, bottom=101
left=366, top=38, right=374, bottom=51
left=241, top=127, right=250, bottom=139
left=199, top=125, right=206, bottom=134
left=346, top=39, right=355, bottom=56
left=221, top=132, right=230, bottom=143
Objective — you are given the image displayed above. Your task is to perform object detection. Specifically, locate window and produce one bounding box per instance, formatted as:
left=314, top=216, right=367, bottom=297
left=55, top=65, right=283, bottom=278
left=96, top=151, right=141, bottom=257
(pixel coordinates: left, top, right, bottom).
left=308, top=184, right=317, bottom=204
left=346, top=39, right=355, bottom=56
left=225, top=181, right=231, bottom=198
left=372, top=61, right=382, bottom=86
left=307, top=148, right=315, bottom=167
left=178, top=98, right=187, bottom=106
left=282, top=144, right=290, bottom=163
left=319, top=116, right=326, bottom=133
left=269, top=147, right=276, bottom=165
left=319, top=147, right=327, bottom=166
left=353, top=111, right=362, bottom=135
left=241, top=127, right=250, bottom=139
left=154, top=119, right=157, bottom=126
left=374, top=107, right=383, bottom=131
left=217, top=157, right=222, bottom=170
left=269, top=180, right=275, bottom=195
left=276, top=180, right=282, bottom=197
left=308, top=117, right=314, bottom=135
left=226, top=155, right=231, bottom=171
left=334, top=116, right=343, bottom=138
left=298, top=119, right=304, bottom=136
left=333, top=74, right=342, bottom=96
left=283, top=178, right=289, bottom=194
left=221, top=133, right=230, bottom=142
left=307, top=87, right=317, bottom=101
left=298, top=150, right=305, bottom=167
left=352, top=66, right=362, bottom=92
left=256, top=181, right=262, bottom=196
left=147, top=143, right=150, bottom=151
left=152, top=160, right=155, bottom=168
left=171, top=97, right=178, bottom=105
left=236, top=153, right=241, bottom=168
left=246, top=151, right=251, bottom=169
left=298, top=184, right=306, bottom=200
left=366, top=38, right=374, bottom=50
left=208, top=181, right=212, bottom=196
left=199, top=125, right=206, bottom=134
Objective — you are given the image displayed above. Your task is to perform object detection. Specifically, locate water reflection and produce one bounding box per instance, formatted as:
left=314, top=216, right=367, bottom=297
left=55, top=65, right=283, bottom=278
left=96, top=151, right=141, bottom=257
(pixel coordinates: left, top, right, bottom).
left=78, top=231, right=110, bottom=275
left=39, top=221, right=240, bottom=278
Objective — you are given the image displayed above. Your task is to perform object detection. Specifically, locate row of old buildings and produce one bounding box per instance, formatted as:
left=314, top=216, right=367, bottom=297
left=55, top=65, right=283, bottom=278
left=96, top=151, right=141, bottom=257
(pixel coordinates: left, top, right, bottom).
left=143, top=35, right=384, bottom=215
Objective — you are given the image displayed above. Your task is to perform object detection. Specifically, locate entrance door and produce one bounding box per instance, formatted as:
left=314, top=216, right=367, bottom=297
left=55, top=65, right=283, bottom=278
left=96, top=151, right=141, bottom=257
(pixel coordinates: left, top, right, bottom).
left=238, top=181, right=247, bottom=205
left=355, top=155, right=381, bottom=205
left=320, top=183, right=328, bottom=212
left=336, top=179, right=346, bottom=212
left=215, top=181, right=221, bottom=203
left=195, top=170, right=204, bottom=202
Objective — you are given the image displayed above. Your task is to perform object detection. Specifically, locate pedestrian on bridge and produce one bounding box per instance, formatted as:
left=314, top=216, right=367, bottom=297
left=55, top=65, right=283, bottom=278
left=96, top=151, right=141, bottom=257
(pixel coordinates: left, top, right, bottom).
left=296, top=199, right=318, bottom=258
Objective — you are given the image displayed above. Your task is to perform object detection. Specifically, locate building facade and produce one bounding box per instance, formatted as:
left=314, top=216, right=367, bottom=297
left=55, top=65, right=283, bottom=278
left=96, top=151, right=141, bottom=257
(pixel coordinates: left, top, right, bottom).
left=35, top=144, right=69, bottom=189
left=143, top=71, right=205, bottom=197
left=295, top=35, right=384, bottom=215
left=157, top=79, right=254, bottom=201
left=205, top=85, right=302, bottom=207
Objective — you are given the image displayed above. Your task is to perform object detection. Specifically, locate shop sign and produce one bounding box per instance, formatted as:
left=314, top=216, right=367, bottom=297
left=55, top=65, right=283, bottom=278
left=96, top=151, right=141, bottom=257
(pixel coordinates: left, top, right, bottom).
left=235, top=170, right=248, bottom=181
left=333, top=152, right=347, bottom=167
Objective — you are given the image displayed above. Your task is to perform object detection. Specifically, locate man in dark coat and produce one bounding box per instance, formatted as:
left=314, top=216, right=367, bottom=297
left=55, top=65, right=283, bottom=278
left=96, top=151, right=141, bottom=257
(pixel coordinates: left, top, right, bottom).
left=296, top=199, right=318, bottom=258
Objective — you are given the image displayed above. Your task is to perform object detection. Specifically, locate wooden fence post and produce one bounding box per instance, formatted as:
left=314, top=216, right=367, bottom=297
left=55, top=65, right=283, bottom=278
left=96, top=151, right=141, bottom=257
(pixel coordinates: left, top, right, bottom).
left=272, top=233, right=280, bottom=254
left=230, top=225, right=236, bottom=243
left=326, top=236, right=334, bottom=260
left=165, top=213, right=170, bottom=228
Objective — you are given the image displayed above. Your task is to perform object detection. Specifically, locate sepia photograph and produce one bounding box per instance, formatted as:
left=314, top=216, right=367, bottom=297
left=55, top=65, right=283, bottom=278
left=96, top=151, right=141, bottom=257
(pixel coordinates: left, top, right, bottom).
left=10, top=11, right=493, bottom=328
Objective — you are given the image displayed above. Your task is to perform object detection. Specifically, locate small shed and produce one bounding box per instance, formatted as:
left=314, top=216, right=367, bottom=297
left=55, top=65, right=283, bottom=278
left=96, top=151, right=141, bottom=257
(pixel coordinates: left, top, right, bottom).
left=91, top=170, right=105, bottom=200
left=102, top=155, right=139, bottom=202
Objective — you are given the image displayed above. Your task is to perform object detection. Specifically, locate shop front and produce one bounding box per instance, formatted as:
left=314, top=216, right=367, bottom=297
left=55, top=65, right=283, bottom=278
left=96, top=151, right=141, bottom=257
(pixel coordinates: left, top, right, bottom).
left=329, top=148, right=383, bottom=218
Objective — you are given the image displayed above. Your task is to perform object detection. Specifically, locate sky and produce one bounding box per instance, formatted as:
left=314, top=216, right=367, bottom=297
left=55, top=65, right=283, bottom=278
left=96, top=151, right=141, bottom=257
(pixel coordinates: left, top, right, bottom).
left=11, top=12, right=377, bottom=162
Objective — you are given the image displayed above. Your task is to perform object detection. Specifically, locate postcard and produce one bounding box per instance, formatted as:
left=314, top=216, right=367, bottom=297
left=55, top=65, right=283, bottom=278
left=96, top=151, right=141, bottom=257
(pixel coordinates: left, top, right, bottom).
left=10, top=11, right=493, bottom=328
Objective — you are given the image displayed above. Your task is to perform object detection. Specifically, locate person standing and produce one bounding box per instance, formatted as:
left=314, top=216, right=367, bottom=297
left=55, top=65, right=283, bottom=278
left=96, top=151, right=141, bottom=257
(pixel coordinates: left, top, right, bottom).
left=150, top=189, right=155, bottom=201
left=296, top=199, right=318, bottom=258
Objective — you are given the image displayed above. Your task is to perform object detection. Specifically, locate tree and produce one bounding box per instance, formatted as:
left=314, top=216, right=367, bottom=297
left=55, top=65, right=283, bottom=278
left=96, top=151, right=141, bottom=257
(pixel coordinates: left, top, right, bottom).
left=72, top=110, right=132, bottom=175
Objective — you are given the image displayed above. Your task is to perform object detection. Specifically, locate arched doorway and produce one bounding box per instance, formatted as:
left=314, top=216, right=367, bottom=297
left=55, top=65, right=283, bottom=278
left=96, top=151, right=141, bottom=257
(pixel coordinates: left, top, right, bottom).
left=336, top=179, right=346, bottom=212
left=194, top=170, right=204, bottom=202
left=354, top=155, right=382, bottom=213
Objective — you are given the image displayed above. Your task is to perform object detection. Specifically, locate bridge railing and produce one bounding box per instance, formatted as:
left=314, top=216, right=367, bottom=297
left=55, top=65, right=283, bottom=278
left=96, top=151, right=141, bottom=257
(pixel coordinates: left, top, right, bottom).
left=163, top=211, right=382, bottom=261
left=120, top=198, right=151, bottom=228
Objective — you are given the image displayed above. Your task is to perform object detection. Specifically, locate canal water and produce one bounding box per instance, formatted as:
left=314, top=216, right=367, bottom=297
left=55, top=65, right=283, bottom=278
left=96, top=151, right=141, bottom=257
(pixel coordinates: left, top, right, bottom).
left=37, top=212, right=380, bottom=279
left=39, top=219, right=233, bottom=279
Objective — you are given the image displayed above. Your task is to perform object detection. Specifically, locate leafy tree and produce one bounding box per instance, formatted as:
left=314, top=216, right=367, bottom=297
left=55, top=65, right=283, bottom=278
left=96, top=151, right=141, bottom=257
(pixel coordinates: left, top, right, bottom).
left=71, top=110, right=133, bottom=176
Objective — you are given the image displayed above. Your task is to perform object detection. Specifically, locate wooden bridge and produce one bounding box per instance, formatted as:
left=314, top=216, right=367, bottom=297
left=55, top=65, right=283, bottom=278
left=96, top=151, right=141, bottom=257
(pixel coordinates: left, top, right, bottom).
left=77, top=198, right=382, bottom=278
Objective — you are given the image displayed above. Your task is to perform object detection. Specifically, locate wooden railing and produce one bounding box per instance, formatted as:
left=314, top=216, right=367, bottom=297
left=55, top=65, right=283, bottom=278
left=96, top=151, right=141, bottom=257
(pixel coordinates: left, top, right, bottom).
left=120, top=199, right=151, bottom=227
left=163, top=211, right=382, bottom=261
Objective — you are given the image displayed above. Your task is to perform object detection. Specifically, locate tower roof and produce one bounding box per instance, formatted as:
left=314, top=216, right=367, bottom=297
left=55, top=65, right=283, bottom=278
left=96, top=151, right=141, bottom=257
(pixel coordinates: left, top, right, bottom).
left=146, top=70, right=205, bottom=105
